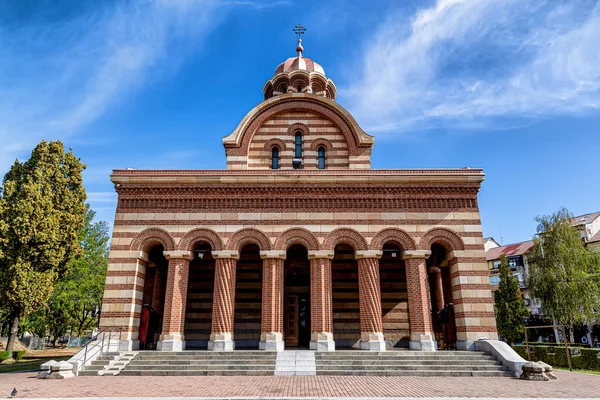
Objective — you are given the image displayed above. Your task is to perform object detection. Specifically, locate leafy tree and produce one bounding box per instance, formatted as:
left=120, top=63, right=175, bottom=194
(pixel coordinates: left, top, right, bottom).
left=0, top=141, right=86, bottom=354
left=494, top=255, right=529, bottom=345
left=528, top=207, right=600, bottom=342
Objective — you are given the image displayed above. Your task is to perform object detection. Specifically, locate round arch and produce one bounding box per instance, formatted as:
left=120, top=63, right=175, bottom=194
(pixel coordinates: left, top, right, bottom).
left=178, top=228, right=223, bottom=251
left=323, top=228, right=368, bottom=251
left=370, top=228, right=417, bottom=251
left=274, top=227, right=320, bottom=251
left=418, top=228, right=465, bottom=251
left=226, top=228, right=272, bottom=251
left=130, top=227, right=175, bottom=253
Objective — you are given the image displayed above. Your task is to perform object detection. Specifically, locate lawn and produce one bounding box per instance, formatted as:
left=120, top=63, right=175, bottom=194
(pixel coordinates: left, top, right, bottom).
left=0, top=356, right=72, bottom=374
left=555, top=367, right=600, bottom=376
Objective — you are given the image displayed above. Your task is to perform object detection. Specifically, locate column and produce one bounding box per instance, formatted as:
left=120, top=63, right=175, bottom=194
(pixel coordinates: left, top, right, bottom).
left=208, top=250, right=239, bottom=351
left=403, top=250, right=437, bottom=351
left=100, top=250, right=148, bottom=351
left=157, top=250, right=192, bottom=351
left=308, top=250, right=335, bottom=351
left=356, top=250, right=386, bottom=351
left=429, top=266, right=445, bottom=312
left=259, top=250, right=286, bottom=351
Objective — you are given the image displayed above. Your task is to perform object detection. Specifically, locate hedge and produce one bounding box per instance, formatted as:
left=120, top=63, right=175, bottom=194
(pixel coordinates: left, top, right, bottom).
left=513, top=345, right=600, bottom=371
left=12, top=351, right=25, bottom=361
left=0, top=351, right=11, bottom=362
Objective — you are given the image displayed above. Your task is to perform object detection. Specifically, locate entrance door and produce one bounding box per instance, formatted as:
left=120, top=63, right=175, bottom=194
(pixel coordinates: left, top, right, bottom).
left=285, top=295, right=299, bottom=347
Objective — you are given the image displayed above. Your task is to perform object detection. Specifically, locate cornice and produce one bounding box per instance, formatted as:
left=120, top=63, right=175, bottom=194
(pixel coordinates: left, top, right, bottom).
left=110, top=168, right=485, bottom=186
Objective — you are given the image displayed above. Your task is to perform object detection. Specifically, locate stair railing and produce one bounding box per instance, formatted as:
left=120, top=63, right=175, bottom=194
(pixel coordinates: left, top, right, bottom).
left=81, top=327, right=122, bottom=372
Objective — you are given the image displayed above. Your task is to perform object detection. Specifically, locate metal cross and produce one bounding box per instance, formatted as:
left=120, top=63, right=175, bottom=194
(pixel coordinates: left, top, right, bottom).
left=293, top=24, right=306, bottom=41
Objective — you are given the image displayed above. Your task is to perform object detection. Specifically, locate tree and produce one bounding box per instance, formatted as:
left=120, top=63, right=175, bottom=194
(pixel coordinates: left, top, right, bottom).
left=0, top=141, right=86, bottom=354
left=528, top=207, right=600, bottom=342
left=494, top=255, right=529, bottom=345
left=55, top=205, right=109, bottom=338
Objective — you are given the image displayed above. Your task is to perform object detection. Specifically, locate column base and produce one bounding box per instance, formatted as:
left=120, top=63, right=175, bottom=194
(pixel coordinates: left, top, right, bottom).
left=310, top=332, right=335, bottom=351
left=456, top=340, right=475, bottom=351
left=157, top=333, right=184, bottom=351
left=360, top=332, right=386, bottom=351
left=208, top=332, right=234, bottom=351
left=119, top=340, right=139, bottom=351
left=409, top=333, right=437, bottom=351
left=259, top=332, right=284, bottom=351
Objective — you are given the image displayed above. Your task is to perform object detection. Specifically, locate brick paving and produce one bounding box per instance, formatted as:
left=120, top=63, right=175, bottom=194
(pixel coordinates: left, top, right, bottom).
left=0, top=370, right=598, bottom=398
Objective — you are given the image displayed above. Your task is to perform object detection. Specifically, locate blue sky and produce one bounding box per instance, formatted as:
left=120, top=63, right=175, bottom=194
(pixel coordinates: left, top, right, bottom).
left=1, top=0, right=599, bottom=245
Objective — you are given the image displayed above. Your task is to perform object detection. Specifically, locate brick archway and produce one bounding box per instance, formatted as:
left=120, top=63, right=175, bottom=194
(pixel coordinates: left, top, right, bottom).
left=418, top=228, right=465, bottom=251
left=274, top=227, right=320, bottom=251
left=178, top=228, right=223, bottom=251
left=370, top=228, right=416, bottom=251
left=323, top=228, right=368, bottom=251
left=130, top=227, right=175, bottom=253
left=226, top=228, right=272, bottom=251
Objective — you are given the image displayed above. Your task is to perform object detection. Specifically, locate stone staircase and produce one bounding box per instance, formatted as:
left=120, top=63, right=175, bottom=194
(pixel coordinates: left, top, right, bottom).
left=119, top=351, right=278, bottom=376
left=315, top=350, right=512, bottom=377
left=80, top=350, right=511, bottom=377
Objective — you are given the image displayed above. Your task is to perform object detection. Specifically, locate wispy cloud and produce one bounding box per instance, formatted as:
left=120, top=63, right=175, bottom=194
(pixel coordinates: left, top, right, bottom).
left=341, top=0, right=600, bottom=134
left=0, top=0, right=223, bottom=173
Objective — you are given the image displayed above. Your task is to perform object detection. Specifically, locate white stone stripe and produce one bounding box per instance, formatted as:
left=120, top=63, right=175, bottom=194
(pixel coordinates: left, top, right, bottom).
left=274, top=350, right=316, bottom=376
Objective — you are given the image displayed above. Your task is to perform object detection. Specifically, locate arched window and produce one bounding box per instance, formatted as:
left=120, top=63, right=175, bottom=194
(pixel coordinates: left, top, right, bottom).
left=295, top=132, right=302, bottom=158
left=271, top=147, right=279, bottom=169
left=318, top=146, right=326, bottom=169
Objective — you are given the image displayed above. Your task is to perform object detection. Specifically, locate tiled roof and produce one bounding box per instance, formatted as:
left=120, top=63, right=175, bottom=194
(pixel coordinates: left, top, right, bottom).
left=588, top=230, right=600, bottom=243
left=485, top=240, right=534, bottom=261
left=572, top=211, right=600, bottom=226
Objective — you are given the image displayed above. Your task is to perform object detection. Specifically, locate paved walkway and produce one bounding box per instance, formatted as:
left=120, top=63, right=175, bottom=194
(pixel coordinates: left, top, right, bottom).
left=0, top=371, right=598, bottom=398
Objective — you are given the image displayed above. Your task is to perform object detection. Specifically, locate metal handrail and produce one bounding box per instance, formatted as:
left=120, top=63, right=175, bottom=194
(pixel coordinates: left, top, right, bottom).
left=81, top=327, right=122, bottom=371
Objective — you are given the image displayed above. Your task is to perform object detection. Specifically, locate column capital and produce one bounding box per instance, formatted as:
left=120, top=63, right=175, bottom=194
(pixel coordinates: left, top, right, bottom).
left=308, top=250, right=334, bottom=260
left=259, top=250, right=286, bottom=260
left=211, top=250, right=240, bottom=260
left=429, top=266, right=441, bottom=273
left=355, top=250, right=382, bottom=260
left=402, top=250, right=432, bottom=260
left=138, top=251, right=149, bottom=262
left=163, top=250, right=192, bottom=260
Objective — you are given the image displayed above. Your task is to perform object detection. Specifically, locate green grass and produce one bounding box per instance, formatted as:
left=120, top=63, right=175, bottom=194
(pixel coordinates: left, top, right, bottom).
left=555, top=367, right=600, bottom=376
left=0, top=356, right=71, bottom=374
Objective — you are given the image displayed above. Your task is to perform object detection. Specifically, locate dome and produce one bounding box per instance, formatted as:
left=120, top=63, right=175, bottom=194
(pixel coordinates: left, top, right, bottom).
left=274, top=56, right=325, bottom=76
left=263, top=38, right=337, bottom=102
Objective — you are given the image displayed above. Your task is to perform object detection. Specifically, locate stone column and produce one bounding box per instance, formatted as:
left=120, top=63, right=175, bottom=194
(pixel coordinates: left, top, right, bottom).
left=308, top=250, right=335, bottom=351
left=356, top=250, right=386, bottom=351
left=403, top=250, right=437, bottom=351
left=157, top=250, right=192, bottom=351
left=208, top=250, right=239, bottom=351
left=429, top=266, right=445, bottom=312
left=259, top=250, right=286, bottom=351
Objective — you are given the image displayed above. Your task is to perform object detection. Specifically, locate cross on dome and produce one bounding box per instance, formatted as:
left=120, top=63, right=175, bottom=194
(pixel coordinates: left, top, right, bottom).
left=293, top=24, right=306, bottom=56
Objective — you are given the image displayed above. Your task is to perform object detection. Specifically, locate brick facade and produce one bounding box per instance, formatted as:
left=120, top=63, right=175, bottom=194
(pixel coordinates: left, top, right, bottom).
left=99, top=48, right=497, bottom=352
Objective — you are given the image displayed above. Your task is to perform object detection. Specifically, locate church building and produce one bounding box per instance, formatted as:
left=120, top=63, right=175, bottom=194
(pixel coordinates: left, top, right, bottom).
left=99, top=29, right=498, bottom=353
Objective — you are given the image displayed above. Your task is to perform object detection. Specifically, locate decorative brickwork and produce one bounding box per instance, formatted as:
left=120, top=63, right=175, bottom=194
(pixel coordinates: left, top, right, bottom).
left=263, top=138, right=287, bottom=152
left=357, top=257, right=383, bottom=334
left=226, top=228, right=272, bottom=251
left=309, top=138, right=334, bottom=152
left=261, top=258, right=284, bottom=335
left=212, top=258, right=237, bottom=334
left=310, top=257, right=333, bottom=334
left=404, top=255, right=435, bottom=345
left=274, top=227, right=320, bottom=251
left=370, top=228, right=416, bottom=251
left=177, top=228, right=223, bottom=251
left=130, top=227, right=176, bottom=252
left=323, top=228, right=368, bottom=251
left=160, top=257, right=190, bottom=339
left=419, top=228, right=466, bottom=251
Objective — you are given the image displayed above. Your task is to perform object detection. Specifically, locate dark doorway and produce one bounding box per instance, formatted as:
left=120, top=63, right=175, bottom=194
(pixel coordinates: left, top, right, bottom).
left=427, top=243, right=457, bottom=350
left=234, top=244, right=263, bottom=349
left=139, top=245, right=168, bottom=350
left=284, top=245, right=311, bottom=348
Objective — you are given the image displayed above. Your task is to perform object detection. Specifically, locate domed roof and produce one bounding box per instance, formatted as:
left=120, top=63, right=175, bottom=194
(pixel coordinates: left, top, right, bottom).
left=273, top=39, right=325, bottom=76
left=275, top=56, right=325, bottom=75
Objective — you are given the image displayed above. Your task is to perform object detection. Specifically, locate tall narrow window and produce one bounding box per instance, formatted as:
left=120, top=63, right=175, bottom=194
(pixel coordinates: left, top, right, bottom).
left=318, top=146, right=326, bottom=169
left=271, top=147, right=279, bottom=169
left=295, top=132, right=302, bottom=158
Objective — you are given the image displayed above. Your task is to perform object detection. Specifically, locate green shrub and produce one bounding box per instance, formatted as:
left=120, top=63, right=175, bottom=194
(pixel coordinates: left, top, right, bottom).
left=513, top=345, right=600, bottom=371
left=0, top=351, right=11, bottom=362
left=12, top=351, right=25, bottom=361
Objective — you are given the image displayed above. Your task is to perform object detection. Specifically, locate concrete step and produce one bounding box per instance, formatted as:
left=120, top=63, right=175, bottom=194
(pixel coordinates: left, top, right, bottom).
left=315, top=360, right=501, bottom=366
left=315, top=355, right=498, bottom=361
left=316, top=370, right=513, bottom=377
left=119, top=370, right=276, bottom=376
left=124, top=365, right=276, bottom=371
left=128, top=360, right=277, bottom=366
left=316, top=364, right=506, bottom=371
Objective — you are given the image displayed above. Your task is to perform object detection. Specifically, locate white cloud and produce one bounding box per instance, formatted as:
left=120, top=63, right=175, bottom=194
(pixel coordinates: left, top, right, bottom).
left=0, top=0, right=222, bottom=174
left=341, top=0, right=600, bottom=134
